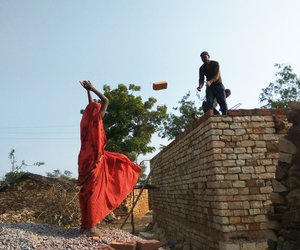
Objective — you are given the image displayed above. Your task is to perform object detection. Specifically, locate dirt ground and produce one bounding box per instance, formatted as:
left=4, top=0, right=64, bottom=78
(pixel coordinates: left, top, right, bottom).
left=110, top=210, right=153, bottom=236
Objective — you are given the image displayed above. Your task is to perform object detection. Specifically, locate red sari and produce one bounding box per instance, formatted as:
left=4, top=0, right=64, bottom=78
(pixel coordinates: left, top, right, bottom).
left=78, top=102, right=141, bottom=229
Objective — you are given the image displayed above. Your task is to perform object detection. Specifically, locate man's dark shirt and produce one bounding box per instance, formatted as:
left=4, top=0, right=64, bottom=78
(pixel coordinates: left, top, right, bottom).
left=199, top=60, right=222, bottom=85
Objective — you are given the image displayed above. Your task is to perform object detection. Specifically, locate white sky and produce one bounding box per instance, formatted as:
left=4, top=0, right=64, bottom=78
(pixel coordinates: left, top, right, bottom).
left=1, top=0, right=300, bottom=178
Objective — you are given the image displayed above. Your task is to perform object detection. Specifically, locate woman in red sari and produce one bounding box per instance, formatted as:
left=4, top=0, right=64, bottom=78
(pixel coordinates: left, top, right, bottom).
left=78, top=80, right=141, bottom=236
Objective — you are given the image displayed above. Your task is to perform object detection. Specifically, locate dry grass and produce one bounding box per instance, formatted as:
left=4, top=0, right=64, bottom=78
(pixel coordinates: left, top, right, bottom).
left=36, top=183, right=81, bottom=228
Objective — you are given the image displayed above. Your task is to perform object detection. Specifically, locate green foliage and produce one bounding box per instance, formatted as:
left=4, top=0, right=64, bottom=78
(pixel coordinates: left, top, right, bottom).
left=259, top=64, right=300, bottom=108
left=4, top=171, right=26, bottom=183
left=159, top=91, right=203, bottom=140
left=46, top=169, right=75, bottom=181
left=102, top=84, right=168, bottom=161
left=138, top=161, right=147, bottom=182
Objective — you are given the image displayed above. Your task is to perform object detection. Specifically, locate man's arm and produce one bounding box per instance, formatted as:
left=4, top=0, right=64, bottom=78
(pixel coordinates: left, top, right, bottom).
left=198, top=67, right=205, bottom=91
left=208, top=61, right=220, bottom=84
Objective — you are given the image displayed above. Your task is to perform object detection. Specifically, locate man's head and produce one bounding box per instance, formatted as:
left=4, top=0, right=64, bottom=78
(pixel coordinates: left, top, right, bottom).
left=200, top=51, right=210, bottom=64
left=225, top=89, right=231, bottom=98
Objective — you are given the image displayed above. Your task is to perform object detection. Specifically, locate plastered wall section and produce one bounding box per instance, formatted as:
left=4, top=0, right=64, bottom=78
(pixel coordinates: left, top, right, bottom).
left=150, top=109, right=287, bottom=250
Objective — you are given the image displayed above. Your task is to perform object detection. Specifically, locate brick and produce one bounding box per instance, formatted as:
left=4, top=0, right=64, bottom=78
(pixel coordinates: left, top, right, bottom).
left=223, top=129, right=235, bottom=135
left=236, top=224, right=249, bottom=231
left=211, top=141, right=226, bottom=147
left=241, top=217, right=254, bottom=223
left=220, top=135, right=231, bottom=142
left=232, top=181, right=246, bottom=188
left=100, top=246, right=116, bottom=250
left=260, top=186, right=273, bottom=193
left=259, top=173, right=275, bottom=179
left=239, top=140, right=255, bottom=147
left=214, top=209, right=234, bottom=216
left=218, top=188, right=239, bottom=196
left=234, top=210, right=249, bottom=216
left=236, top=159, right=246, bottom=166
left=265, top=165, right=276, bottom=173
left=250, top=201, right=263, bottom=208
left=263, top=134, right=276, bottom=140
left=232, top=135, right=243, bottom=141
left=136, top=239, right=161, bottom=250
left=255, top=141, right=266, bottom=147
left=224, top=174, right=239, bottom=180
left=234, top=147, right=246, bottom=154
left=213, top=216, right=229, bottom=224
left=260, top=159, right=272, bottom=165
left=110, top=240, right=137, bottom=250
left=254, top=166, right=266, bottom=173
left=233, top=116, right=251, bottom=122
left=239, top=173, right=251, bottom=180
left=242, top=166, right=255, bottom=173
left=221, top=225, right=237, bottom=232
left=249, top=208, right=262, bottom=215
left=241, top=242, right=257, bottom=250
left=238, top=154, right=253, bottom=160
left=218, top=195, right=235, bottom=201
left=229, top=217, right=241, bottom=224
left=238, top=187, right=249, bottom=194
left=213, top=154, right=227, bottom=160
left=254, top=214, right=266, bottom=222
left=235, top=129, right=247, bottom=135
left=218, top=122, right=230, bottom=129
left=223, top=160, right=236, bottom=167
left=219, top=241, right=240, bottom=250
left=228, top=167, right=242, bottom=174
left=228, top=201, right=244, bottom=209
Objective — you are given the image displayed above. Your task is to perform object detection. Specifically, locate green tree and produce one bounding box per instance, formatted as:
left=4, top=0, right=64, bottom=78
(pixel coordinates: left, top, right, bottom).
left=4, top=171, right=26, bottom=183
left=259, top=64, right=300, bottom=108
left=102, top=84, right=168, bottom=163
left=159, top=91, right=203, bottom=140
left=137, top=160, right=147, bottom=182
left=46, top=169, right=74, bottom=181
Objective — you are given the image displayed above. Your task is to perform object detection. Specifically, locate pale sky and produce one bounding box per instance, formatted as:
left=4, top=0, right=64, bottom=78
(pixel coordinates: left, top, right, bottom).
left=1, top=0, right=300, bottom=178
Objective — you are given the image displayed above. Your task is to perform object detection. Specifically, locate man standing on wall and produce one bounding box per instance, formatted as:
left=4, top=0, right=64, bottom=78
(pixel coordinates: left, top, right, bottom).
left=197, top=51, right=228, bottom=115
left=202, top=89, right=231, bottom=115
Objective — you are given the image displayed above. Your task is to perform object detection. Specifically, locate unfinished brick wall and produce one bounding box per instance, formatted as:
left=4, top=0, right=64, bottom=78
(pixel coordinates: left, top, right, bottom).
left=150, top=108, right=288, bottom=250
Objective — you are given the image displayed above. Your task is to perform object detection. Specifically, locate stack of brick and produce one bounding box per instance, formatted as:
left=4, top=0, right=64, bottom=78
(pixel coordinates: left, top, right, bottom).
left=114, top=189, right=149, bottom=218
left=150, top=108, right=288, bottom=250
left=268, top=101, right=300, bottom=250
left=108, top=239, right=161, bottom=250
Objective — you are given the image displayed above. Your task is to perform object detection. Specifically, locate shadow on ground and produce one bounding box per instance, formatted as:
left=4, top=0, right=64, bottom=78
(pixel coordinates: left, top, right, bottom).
left=110, top=210, right=153, bottom=236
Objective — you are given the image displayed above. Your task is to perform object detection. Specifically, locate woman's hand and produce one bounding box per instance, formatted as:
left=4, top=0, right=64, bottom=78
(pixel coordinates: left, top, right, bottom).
left=80, top=80, right=94, bottom=91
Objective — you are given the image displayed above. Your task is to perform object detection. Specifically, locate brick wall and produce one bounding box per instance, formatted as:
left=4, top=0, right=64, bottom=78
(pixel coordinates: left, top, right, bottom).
left=150, top=108, right=288, bottom=250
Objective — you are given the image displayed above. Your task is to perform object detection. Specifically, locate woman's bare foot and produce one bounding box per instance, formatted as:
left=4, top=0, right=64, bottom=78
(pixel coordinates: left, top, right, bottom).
left=84, top=227, right=101, bottom=237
